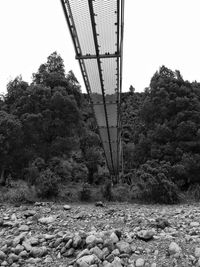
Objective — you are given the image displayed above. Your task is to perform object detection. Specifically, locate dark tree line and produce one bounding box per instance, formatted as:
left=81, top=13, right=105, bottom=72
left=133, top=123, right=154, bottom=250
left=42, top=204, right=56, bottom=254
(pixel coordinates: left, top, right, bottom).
left=0, top=52, right=103, bottom=192
left=122, top=66, right=200, bottom=201
left=1, top=53, right=200, bottom=202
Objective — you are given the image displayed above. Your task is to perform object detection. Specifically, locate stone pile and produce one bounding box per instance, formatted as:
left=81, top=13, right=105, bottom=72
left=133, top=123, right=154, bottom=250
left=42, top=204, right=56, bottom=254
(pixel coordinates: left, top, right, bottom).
left=1, top=202, right=200, bottom=266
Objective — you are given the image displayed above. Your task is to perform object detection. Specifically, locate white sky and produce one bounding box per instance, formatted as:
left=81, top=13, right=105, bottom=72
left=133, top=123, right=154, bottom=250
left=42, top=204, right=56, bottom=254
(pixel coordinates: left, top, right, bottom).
left=1, top=0, right=200, bottom=94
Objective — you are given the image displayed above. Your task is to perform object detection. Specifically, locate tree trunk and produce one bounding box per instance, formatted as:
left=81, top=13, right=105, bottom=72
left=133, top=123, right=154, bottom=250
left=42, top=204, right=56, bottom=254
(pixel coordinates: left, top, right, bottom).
left=0, top=167, right=6, bottom=186
left=88, top=168, right=94, bottom=184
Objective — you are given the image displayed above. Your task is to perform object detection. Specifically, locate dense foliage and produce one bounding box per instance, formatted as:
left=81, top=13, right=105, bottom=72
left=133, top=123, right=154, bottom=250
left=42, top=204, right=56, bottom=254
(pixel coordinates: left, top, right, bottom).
left=122, top=66, right=200, bottom=202
left=1, top=53, right=200, bottom=203
left=0, top=52, right=104, bottom=191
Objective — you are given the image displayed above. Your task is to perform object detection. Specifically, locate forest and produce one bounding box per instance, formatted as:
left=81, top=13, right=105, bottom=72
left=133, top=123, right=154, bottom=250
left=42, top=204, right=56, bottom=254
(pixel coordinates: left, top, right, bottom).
left=1, top=52, right=200, bottom=204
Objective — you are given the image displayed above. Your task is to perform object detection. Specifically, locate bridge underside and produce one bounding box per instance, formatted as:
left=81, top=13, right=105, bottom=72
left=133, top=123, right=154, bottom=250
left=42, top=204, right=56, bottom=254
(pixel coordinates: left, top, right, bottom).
left=61, top=0, right=124, bottom=177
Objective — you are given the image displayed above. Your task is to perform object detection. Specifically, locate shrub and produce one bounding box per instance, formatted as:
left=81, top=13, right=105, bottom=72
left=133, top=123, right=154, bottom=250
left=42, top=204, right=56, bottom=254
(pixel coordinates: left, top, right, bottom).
left=32, top=157, right=46, bottom=171
left=187, top=183, right=200, bottom=201
left=1, top=180, right=36, bottom=203
left=132, top=160, right=180, bottom=204
left=79, top=183, right=91, bottom=201
left=112, top=184, right=131, bottom=202
left=101, top=180, right=112, bottom=201
left=36, top=168, right=60, bottom=198
left=71, top=163, right=88, bottom=183
left=24, top=166, right=39, bottom=185
left=49, top=157, right=72, bottom=181
left=24, top=157, right=45, bottom=185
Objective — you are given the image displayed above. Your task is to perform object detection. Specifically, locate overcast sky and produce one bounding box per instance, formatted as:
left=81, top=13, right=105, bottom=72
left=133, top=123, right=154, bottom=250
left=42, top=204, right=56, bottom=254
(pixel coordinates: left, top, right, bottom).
left=1, top=0, right=200, bottom=94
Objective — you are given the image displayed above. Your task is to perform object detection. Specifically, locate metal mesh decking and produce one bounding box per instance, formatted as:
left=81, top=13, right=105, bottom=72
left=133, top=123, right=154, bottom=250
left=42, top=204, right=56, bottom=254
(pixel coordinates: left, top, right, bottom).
left=61, top=0, right=124, bottom=178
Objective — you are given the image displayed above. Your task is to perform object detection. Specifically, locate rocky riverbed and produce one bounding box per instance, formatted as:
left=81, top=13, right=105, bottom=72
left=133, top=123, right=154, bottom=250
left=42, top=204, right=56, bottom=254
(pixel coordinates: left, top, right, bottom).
left=1, top=202, right=200, bottom=266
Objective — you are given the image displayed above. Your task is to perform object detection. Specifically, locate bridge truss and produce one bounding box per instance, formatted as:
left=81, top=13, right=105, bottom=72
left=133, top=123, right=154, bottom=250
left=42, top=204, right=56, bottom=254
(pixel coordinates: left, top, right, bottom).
left=61, top=0, right=124, bottom=179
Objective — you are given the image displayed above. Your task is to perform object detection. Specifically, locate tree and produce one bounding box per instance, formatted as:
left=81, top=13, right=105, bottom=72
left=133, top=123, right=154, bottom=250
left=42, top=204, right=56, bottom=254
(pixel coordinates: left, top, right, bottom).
left=32, top=51, right=66, bottom=88
left=129, top=85, right=135, bottom=94
left=6, top=76, right=29, bottom=110
left=0, top=111, right=23, bottom=184
left=80, top=131, right=102, bottom=184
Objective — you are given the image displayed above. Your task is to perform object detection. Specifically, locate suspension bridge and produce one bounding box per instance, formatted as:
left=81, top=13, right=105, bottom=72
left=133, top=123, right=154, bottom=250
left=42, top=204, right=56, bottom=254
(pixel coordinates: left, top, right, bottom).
left=60, top=0, right=124, bottom=180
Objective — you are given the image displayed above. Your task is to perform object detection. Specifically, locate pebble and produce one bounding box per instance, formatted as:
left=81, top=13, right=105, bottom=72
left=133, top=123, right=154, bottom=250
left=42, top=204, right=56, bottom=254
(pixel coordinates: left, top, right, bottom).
left=86, top=235, right=97, bottom=246
left=63, top=205, right=71, bottom=210
left=110, top=232, right=119, bottom=243
left=135, top=258, right=145, bottom=267
left=0, top=251, right=6, bottom=260
left=38, top=216, right=56, bottom=224
left=116, top=241, right=131, bottom=254
left=190, top=222, right=200, bottom=227
left=1, top=203, right=200, bottom=267
left=136, top=230, right=154, bottom=241
left=195, top=247, right=200, bottom=258
left=30, top=246, right=47, bottom=258
left=18, top=225, right=29, bottom=231
left=169, top=242, right=181, bottom=255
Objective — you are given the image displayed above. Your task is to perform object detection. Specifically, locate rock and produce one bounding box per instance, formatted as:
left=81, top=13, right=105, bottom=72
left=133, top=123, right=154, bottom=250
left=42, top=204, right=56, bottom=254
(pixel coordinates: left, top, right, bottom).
left=26, top=257, right=41, bottom=264
left=10, top=263, right=19, bottom=267
left=74, top=211, right=87, bottom=219
left=22, top=240, right=33, bottom=252
left=18, top=250, right=28, bottom=258
left=169, top=242, right=181, bottom=255
left=195, top=247, right=200, bottom=258
left=53, top=237, right=63, bottom=248
left=110, top=232, right=119, bottom=243
left=38, top=216, right=56, bottom=224
left=34, top=202, right=45, bottom=206
left=106, top=253, right=115, bottom=263
left=63, top=248, right=75, bottom=257
left=112, top=249, right=120, bottom=256
left=43, top=234, right=55, bottom=240
left=76, top=254, right=100, bottom=267
left=114, top=230, right=122, bottom=240
left=63, top=205, right=71, bottom=210
left=116, top=241, right=131, bottom=254
left=1, top=245, right=8, bottom=253
left=136, top=230, right=154, bottom=241
left=0, top=251, right=6, bottom=260
left=63, top=233, right=74, bottom=242
left=3, top=221, right=15, bottom=227
left=73, top=234, right=82, bottom=248
left=135, top=258, right=145, bottom=267
left=190, top=222, right=200, bottom=227
left=90, top=246, right=103, bottom=260
left=19, top=225, right=29, bottom=231
left=10, top=214, right=17, bottom=221
left=8, top=253, right=19, bottom=262
left=23, top=210, right=36, bottom=218
left=14, top=244, right=24, bottom=254
left=60, top=246, right=67, bottom=254
left=95, top=201, right=104, bottom=207
left=77, top=249, right=91, bottom=259
left=12, top=233, right=27, bottom=247
left=110, top=256, right=122, bottom=267
left=43, top=256, right=53, bottom=263
left=28, top=237, right=39, bottom=246
left=86, top=235, right=97, bottom=246
left=30, top=246, right=47, bottom=258
left=156, top=218, right=170, bottom=229
left=66, top=239, right=73, bottom=249
left=102, top=261, right=112, bottom=267
left=1, top=261, right=8, bottom=266
left=102, top=247, right=110, bottom=259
